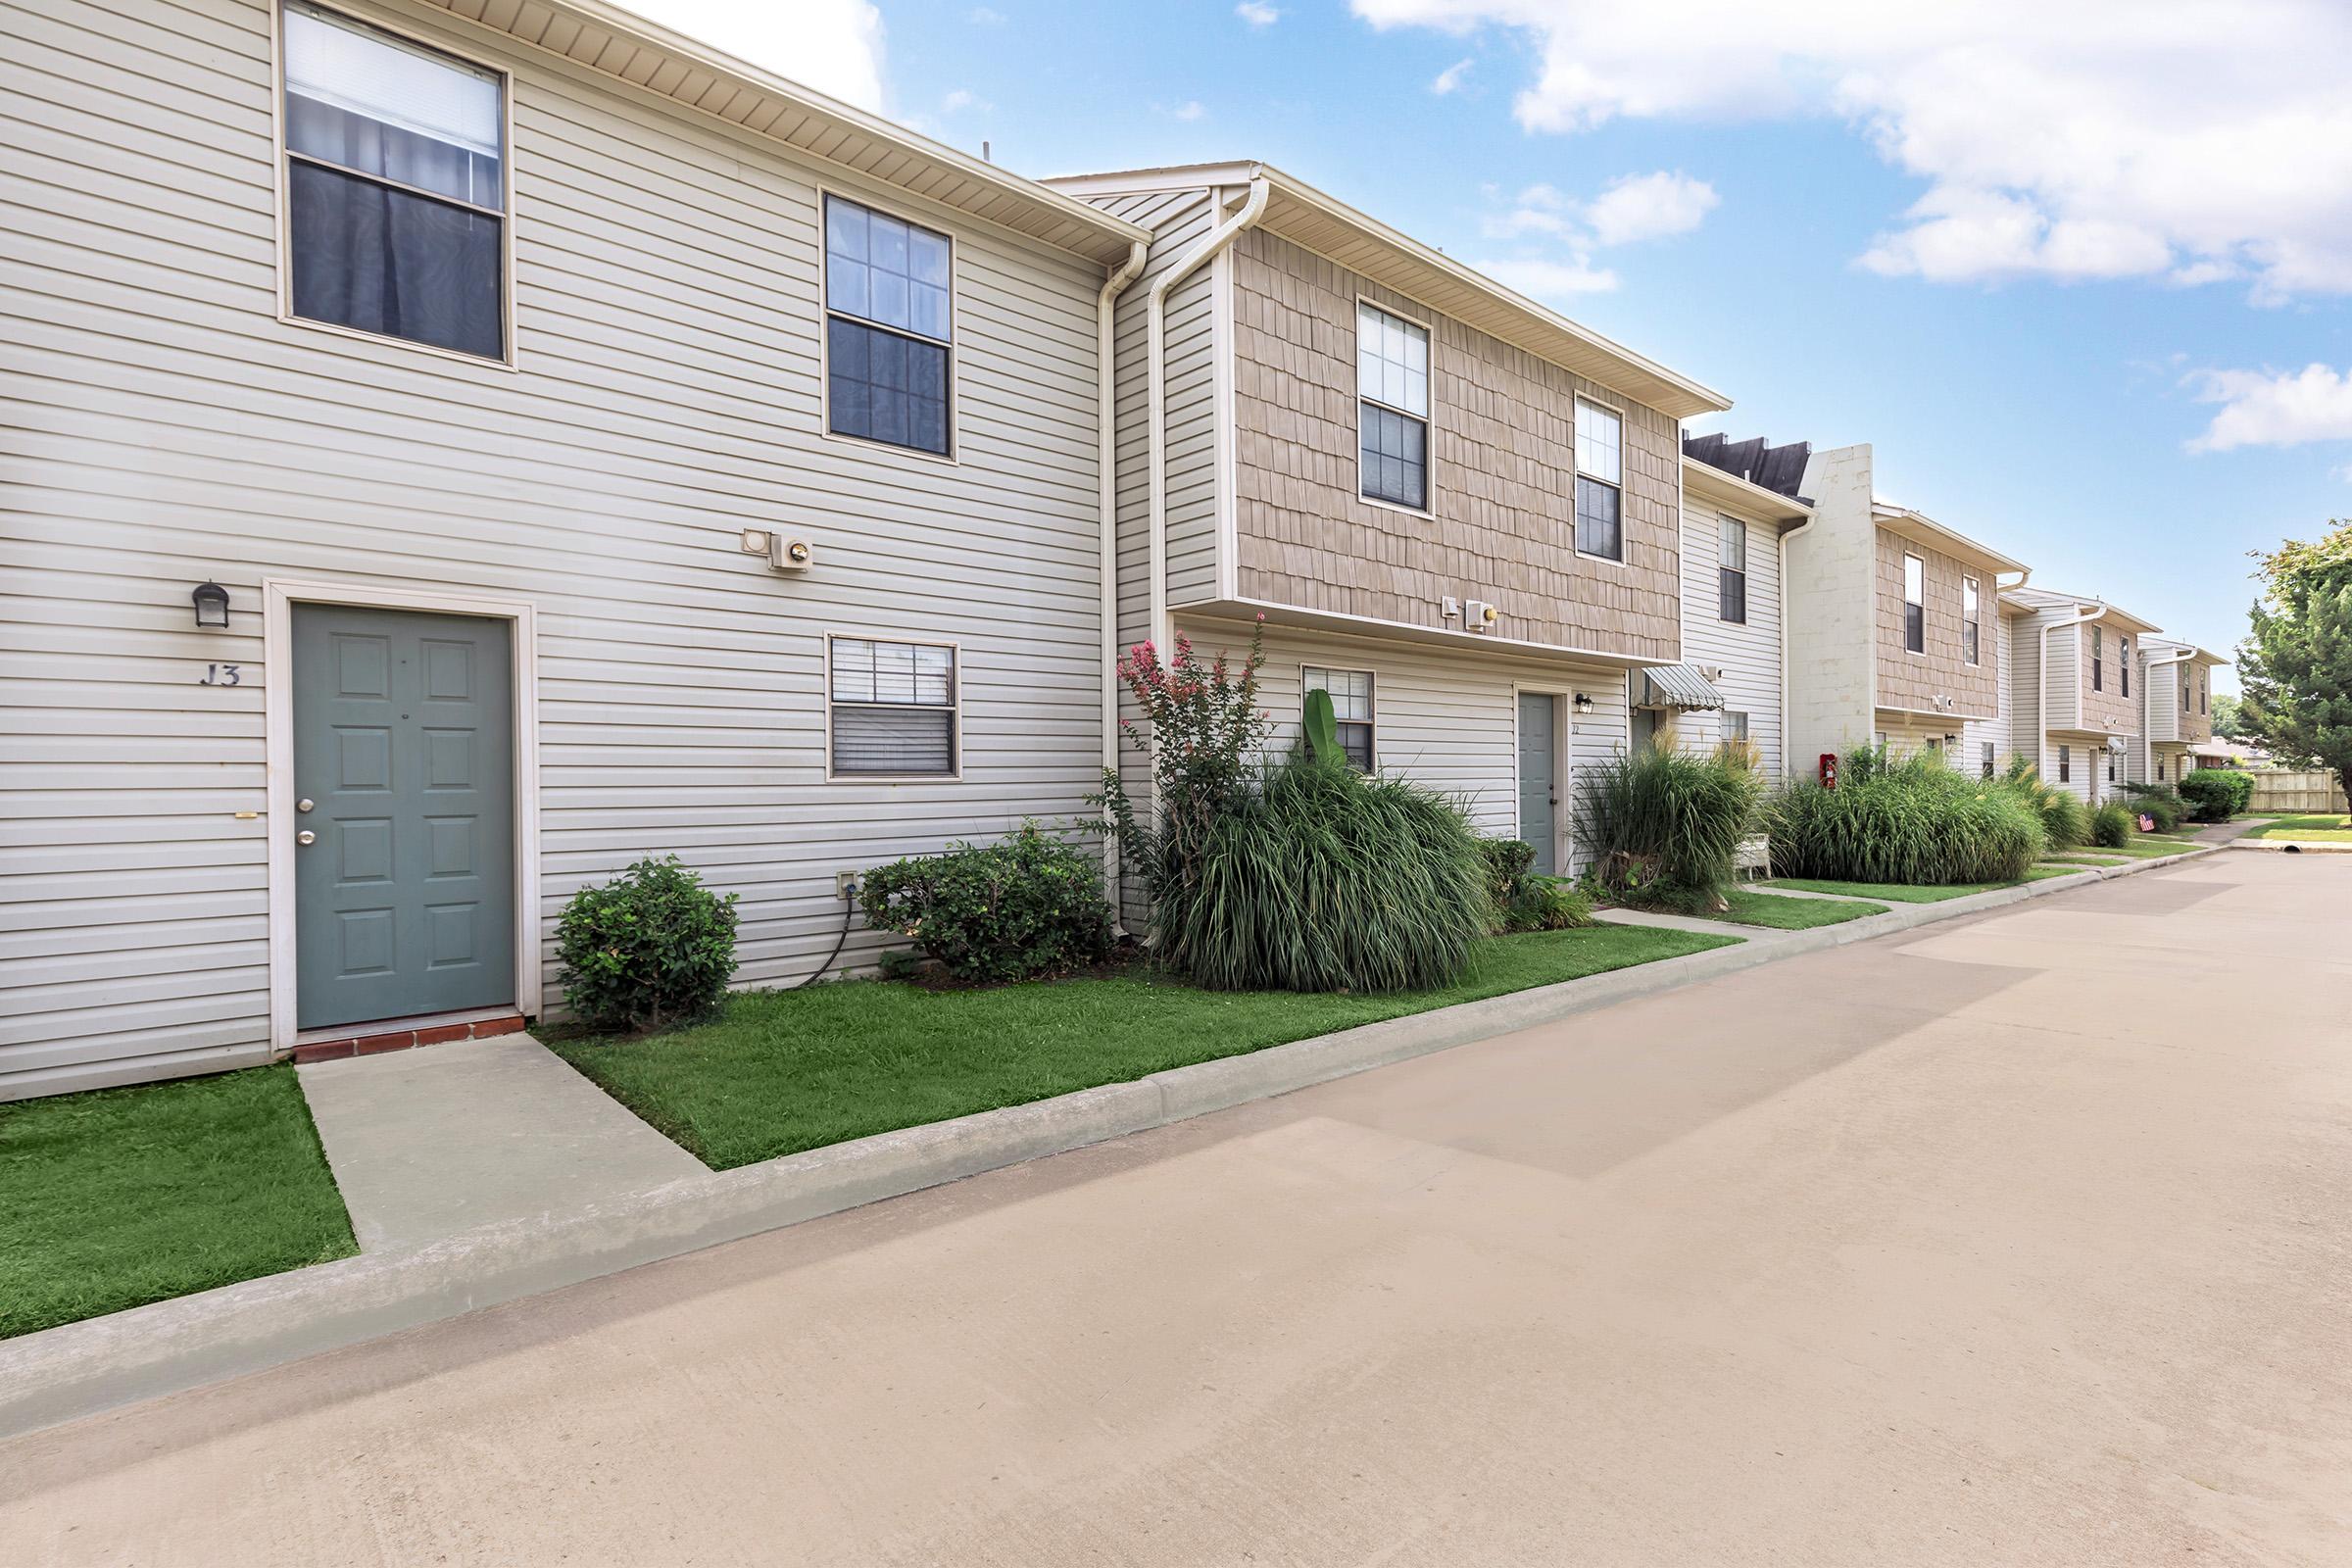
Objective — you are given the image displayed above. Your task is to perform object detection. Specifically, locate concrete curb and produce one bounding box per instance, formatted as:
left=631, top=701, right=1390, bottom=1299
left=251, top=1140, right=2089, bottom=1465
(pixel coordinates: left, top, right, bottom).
left=0, top=845, right=2218, bottom=1441
left=2225, top=838, right=2352, bottom=854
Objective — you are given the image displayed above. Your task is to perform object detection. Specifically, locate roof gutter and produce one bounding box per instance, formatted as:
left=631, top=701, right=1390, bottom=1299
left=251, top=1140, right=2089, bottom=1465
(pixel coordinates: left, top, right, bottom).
left=1146, top=175, right=1269, bottom=654
left=2037, top=602, right=2107, bottom=787
left=1096, top=239, right=1150, bottom=891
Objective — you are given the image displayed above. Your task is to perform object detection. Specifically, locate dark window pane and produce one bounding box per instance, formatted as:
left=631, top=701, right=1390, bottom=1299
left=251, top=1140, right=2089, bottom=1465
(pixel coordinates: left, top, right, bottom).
left=1964, top=620, right=1979, bottom=663
left=1359, top=402, right=1426, bottom=509
left=1575, top=476, right=1621, bottom=560
left=1339, top=721, right=1373, bottom=771
left=831, top=707, right=955, bottom=776
left=1904, top=602, right=1925, bottom=653
left=828, top=318, right=950, bottom=454
left=288, top=160, right=502, bottom=359
left=1719, top=566, right=1746, bottom=623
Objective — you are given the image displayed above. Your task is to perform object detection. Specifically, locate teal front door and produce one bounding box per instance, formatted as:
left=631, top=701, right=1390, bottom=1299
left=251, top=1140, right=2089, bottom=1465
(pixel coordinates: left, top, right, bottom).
left=293, top=605, right=515, bottom=1030
left=1517, top=692, right=1558, bottom=875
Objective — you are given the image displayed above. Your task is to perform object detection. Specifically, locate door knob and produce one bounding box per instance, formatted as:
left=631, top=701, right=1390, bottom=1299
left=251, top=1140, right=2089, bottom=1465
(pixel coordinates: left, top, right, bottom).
left=296, top=830, right=316, bottom=846
left=297, top=798, right=315, bottom=812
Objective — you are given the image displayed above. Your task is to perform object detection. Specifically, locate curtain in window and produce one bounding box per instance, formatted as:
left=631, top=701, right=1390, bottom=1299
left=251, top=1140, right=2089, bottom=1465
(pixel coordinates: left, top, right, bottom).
left=288, top=163, right=503, bottom=359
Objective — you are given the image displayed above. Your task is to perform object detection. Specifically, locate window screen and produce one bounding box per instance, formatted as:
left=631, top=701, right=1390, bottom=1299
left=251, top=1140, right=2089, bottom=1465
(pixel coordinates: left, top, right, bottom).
left=1718, top=517, right=1747, bottom=623
left=830, top=638, right=956, bottom=776
left=1356, top=304, right=1429, bottom=509
left=1903, top=555, right=1925, bottom=653
left=282, top=3, right=506, bottom=359
left=1302, top=666, right=1374, bottom=770
left=826, top=196, right=952, bottom=455
left=1575, top=401, right=1623, bottom=560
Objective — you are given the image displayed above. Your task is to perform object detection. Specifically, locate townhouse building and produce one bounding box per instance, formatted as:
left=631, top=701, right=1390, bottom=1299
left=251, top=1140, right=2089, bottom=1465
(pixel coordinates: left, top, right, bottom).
left=2004, top=587, right=2160, bottom=806
left=2131, top=636, right=2230, bottom=787
left=1675, top=436, right=1814, bottom=776
left=1779, top=444, right=2028, bottom=776
left=2, top=0, right=1155, bottom=1096
left=1045, top=163, right=1731, bottom=880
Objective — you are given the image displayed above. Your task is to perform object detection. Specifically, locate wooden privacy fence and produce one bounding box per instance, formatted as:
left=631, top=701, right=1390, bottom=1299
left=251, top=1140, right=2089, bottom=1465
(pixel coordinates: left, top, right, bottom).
left=2247, top=770, right=2349, bottom=814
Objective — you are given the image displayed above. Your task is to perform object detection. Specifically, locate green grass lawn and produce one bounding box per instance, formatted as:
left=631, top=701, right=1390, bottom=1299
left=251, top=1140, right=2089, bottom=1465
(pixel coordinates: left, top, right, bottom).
left=2240, top=813, right=2352, bottom=842
left=1, top=1065, right=356, bottom=1340
left=551, top=924, right=1740, bottom=1171
left=1764, top=866, right=2081, bottom=904
left=1708, top=888, right=1890, bottom=928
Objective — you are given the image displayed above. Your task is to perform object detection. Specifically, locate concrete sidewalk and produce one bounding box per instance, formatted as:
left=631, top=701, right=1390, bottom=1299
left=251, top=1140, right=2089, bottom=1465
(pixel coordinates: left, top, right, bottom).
left=299, top=1034, right=703, bottom=1250
left=4, top=853, right=2344, bottom=1566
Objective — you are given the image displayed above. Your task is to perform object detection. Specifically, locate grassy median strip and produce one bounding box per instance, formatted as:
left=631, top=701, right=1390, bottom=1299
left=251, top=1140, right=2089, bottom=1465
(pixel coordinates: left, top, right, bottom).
left=1709, top=888, right=1889, bottom=928
left=2240, top=813, right=2352, bottom=842
left=1, top=1065, right=357, bottom=1340
left=1765, top=867, right=2081, bottom=904
left=552, top=924, right=1740, bottom=1171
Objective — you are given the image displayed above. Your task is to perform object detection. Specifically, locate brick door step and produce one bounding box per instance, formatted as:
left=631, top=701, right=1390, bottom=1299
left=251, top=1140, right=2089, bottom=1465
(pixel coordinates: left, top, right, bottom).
left=291, top=1015, right=526, bottom=1063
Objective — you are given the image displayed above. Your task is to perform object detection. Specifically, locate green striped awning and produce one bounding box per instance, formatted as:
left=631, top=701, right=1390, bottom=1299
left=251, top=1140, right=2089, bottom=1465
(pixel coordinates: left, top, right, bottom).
left=1640, top=663, right=1727, bottom=711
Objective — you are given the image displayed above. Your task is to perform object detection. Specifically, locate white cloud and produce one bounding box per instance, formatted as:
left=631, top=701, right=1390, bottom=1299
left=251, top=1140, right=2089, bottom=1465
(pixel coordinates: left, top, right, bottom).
left=1583, top=171, right=1719, bottom=246
left=1236, top=1, right=1282, bottom=24
left=2185, top=365, right=2352, bottom=453
left=1350, top=0, right=2352, bottom=299
left=940, top=88, right=990, bottom=115
left=625, top=0, right=884, bottom=111
left=1431, top=58, right=1474, bottom=95
left=1171, top=100, right=1207, bottom=122
left=1474, top=256, right=1621, bottom=298
left=967, top=5, right=1004, bottom=22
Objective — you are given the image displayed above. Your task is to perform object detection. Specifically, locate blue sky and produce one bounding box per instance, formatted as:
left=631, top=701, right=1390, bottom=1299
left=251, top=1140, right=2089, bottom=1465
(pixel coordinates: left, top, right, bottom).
left=640, top=0, right=2352, bottom=686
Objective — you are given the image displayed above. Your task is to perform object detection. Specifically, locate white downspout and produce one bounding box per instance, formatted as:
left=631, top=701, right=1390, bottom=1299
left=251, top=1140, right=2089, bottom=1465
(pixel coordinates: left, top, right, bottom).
left=1095, top=240, right=1148, bottom=891
left=1147, top=174, right=1269, bottom=654
left=1775, top=511, right=1814, bottom=781
left=2037, top=602, right=2107, bottom=787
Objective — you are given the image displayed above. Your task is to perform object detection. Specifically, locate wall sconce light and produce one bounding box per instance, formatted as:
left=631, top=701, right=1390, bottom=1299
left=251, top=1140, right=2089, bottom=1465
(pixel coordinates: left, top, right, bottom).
left=191, top=580, right=230, bottom=630
left=1573, top=692, right=1594, bottom=715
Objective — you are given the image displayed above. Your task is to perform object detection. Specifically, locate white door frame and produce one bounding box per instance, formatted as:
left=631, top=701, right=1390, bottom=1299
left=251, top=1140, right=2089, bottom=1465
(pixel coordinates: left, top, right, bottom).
left=263, top=578, right=542, bottom=1050
left=1509, top=682, right=1574, bottom=875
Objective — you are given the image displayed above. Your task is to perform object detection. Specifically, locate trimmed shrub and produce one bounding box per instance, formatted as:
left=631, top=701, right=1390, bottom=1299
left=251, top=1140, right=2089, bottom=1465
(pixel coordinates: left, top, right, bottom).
left=1770, top=751, right=2045, bottom=885
left=859, top=823, right=1113, bottom=986
left=2180, top=767, right=2253, bottom=822
left=1477, top=839, right=1595, bottom=933
left=2121, top=782, right=2187, bottom=832
left=1157, top=754, right=1491, bottom=993
left=557, top=856, right=739, bottom=1033
left=1574, top=745, right=1762, bottom=914
left=2091, top=803, right=2133, bottom=849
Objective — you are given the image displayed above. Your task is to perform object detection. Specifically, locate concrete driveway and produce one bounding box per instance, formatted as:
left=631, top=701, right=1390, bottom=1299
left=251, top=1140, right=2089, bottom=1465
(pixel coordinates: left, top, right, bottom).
left=6, top=854, right=2348, bottom=1566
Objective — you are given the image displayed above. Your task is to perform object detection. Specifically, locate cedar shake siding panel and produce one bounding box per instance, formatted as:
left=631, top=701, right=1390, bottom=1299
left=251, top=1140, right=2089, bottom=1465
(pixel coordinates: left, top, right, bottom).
left=2080, top=636, right=2142, bottom=738
left=1875, top=530, right=1997, bottom=719
left=1228, top=227, right=1682, bottom=662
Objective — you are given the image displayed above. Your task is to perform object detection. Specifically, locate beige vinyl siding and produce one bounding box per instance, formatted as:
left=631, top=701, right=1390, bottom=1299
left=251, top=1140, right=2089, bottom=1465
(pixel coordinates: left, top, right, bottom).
left=1, top=0, right=1111, bottom=1097
left=1189, top=616, right=1630, bottom=872
left=1678, top=502, right=1784, bottom=777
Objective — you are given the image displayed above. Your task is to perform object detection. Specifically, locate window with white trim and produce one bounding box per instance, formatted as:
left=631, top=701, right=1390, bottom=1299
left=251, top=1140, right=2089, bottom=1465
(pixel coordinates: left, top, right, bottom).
left=1718, top=517, right=1747, bottom=623
left=1721, top=710, right=1749, bottom=743
left=1356, top=303, right=1428, bottom=510
left=1962, top=575, right=1981, bottom=664
left=829, top=637, right=956, bottom=776
left=825, top=195, right=953, bottom=456
left=2091, top=625, right=2104, bottom=692
left=1574, top=400, right=1623, bottom=561
left=1902, top=555, right=1925, bottom=653
left=281, top=2, right=507, bottom=360
left=1981, top=741, right=1996, bottom=779
left=2121, top=636, right=2132, bottom=698
left=2058, top=744, right=2072, bottom=783
left=1302, top=665, right=1374, bottom=770
left=2199, top=671, right=2208, bottom=714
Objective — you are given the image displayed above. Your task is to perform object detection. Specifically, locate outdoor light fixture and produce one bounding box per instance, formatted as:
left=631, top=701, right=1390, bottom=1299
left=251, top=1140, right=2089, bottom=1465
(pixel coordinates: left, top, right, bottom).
left=191, top=580, right=230, bottom=630
left=1573, top=692, right=1594, bottom=715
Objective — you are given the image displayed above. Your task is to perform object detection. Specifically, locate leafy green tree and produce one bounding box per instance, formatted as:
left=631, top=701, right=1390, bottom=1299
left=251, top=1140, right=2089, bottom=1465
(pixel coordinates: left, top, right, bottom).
left=2209, top=692, right=2245, bottom=740
left=2234, top=519, right=2352, bottom=807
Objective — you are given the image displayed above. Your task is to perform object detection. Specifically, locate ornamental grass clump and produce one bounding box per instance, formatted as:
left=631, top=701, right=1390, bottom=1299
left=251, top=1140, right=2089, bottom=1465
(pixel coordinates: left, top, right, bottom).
left=1770, top=747, right=2044, bottom=885
left=2001, top=756, right=2089, bottom=850
left=1573, top=744, right=1762, bottom=914
left=1477, top=838, right=1596, bottom=933
left=2121, top=782, right=2187, bottom=833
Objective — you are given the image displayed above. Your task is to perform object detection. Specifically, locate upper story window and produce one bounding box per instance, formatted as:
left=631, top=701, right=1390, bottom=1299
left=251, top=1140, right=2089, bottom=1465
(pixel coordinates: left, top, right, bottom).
left=1574, top=400, right=1623, bottom=561
left=1962, top=575, right=1981, bottom=664
left=281, top=3, right=507, bottom=361
left=829, top=636, right=956, bottom=777
left=2200, top=671, right=2209, bottom=714
left=825, top=196, right=953, bottom=457
left=1717, top=518, right=1747, bottom=623
left=1902, top=554, right=1925, bottom=653
left=1355, top=304, right=1429, bottom=510
left=2091, top=625, right=2104, bottom=691
left=2121, top=636, right=2132, bottom=698
left=2183, top=669, right=2192, bottom=712
left=1302, top=666, right=1375, bottom=770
